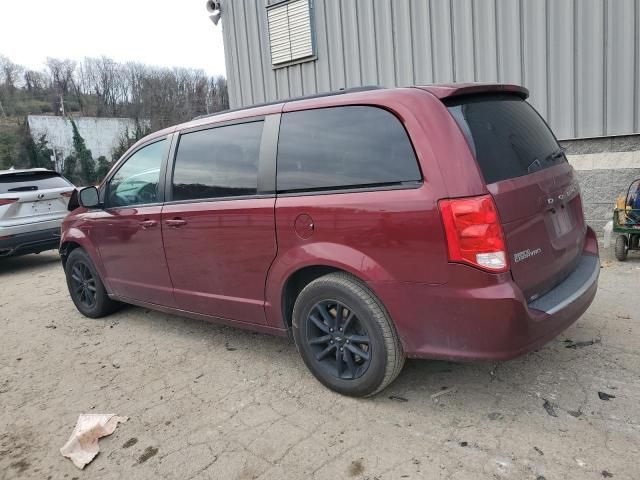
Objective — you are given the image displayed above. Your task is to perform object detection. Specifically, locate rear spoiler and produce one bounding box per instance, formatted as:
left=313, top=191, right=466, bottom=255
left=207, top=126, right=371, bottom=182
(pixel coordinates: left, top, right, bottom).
left=415, top=83, right=529, bottom=101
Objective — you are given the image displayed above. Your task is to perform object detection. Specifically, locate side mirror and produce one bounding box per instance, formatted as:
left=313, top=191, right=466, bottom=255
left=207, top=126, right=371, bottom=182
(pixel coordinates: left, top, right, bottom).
left=78, top=186, right=101, bottom=208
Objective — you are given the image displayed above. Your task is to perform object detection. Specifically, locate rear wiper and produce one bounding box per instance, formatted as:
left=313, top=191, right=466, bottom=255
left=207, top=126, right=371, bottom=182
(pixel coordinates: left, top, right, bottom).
left=545, top=148, right=566, bottom=162
left=7, top=186, right=38, bottom=192
left=527, top=159, right=542, bottom=173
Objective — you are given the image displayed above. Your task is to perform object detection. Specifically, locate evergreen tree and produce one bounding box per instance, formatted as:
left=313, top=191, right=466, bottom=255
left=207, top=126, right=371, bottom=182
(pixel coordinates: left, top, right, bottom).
left=69, top=118, right=96, bottom=185
left=95, top=155, right=112, bottom=182
left=16, top=121, right=53, bottom=169
left=63, top=154, right=78, bottom=184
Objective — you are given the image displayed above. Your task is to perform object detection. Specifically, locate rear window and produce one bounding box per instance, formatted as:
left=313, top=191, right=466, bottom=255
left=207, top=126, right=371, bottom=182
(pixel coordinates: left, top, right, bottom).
left=276, top=106, right=421, bottom=192
left=0, top=172, right=71, bottom=194
left=447, top=94, right=565, bottom=184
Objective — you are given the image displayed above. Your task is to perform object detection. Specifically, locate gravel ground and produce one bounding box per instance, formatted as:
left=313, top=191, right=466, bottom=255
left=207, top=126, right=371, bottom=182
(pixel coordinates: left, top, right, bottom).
left=0, top=248, right=638, bottom=480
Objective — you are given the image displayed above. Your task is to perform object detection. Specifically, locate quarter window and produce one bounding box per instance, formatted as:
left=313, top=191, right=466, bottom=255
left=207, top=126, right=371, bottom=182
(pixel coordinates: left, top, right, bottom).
left=107, top=140, right=166, bottom=208
left=276, top=106, right=421, bottom=192
left=172, top=121, right=263, bottom=201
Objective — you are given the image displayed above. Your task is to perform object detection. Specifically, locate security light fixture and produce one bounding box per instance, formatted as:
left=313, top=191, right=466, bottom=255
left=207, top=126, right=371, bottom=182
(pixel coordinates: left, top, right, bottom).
left=206, top=0, right=222, bottom=26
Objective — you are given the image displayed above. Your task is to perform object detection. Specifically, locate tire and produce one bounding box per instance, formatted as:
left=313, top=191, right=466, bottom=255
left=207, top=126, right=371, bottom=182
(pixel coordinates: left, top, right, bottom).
left=615, top=235, right=628, bottom=261
left=65, top=248, right=120, bottom=318
left=292, top=272, right=404, bottom=397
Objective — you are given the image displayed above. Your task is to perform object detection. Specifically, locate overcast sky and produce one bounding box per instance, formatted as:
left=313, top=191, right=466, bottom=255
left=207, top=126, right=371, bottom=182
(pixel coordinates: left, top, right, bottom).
left=0, top=0, right=227, bottom=76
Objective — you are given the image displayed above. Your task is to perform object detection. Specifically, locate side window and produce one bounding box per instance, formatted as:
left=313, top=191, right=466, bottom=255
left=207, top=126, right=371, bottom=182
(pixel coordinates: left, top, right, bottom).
left=172, top=121, right=264, bottom=201
left=107, top=140, right=166, bottom=208
left=276, top=106, right=421, bottom=192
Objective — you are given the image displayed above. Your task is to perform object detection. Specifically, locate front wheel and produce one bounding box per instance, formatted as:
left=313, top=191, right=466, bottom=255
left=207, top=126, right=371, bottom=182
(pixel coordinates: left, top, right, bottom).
left=292, top=272, right=404, bottom=397
left=65, top=248, right=120, bottom=318
left=615, top=235, right=628, bottom=261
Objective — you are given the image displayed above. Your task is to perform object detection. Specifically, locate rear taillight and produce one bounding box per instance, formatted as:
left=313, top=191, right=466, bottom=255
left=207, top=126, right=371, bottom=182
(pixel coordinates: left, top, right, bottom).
left=439, top=195, right=509, bottom=273
left=61, top=191, right=74, bottom=198
left=0, top=198, right=18, bottom=206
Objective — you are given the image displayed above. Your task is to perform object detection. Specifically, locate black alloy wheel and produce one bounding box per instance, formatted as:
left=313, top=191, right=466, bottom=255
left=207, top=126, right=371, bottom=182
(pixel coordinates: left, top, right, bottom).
left=70, top=261, right=97, bottom=309
left=64, top=248, right=120, bottom=318
left=305, top=300, right=371, bottom=380
left=292, top=272, right=404, bottom=397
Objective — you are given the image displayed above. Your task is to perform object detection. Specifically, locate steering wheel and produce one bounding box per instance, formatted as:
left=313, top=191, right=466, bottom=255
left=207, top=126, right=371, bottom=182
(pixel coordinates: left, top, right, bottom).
left=136, top=183, right=157, bottom=204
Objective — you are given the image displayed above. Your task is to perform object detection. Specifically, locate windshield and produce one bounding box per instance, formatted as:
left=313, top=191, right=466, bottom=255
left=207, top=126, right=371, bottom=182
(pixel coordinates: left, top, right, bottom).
left=447, top=94, right=565, bottom=184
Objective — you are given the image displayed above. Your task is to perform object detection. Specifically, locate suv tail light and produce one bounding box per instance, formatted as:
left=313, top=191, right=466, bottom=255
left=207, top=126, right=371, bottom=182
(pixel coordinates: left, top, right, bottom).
left=0, top=198, right=18, bottom=206
left=439, top=195, right=509, bottom=273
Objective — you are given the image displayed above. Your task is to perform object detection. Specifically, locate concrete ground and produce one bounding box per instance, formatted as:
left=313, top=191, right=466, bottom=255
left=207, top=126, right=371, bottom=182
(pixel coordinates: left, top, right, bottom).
left=0, top=248, right=638, bottom=480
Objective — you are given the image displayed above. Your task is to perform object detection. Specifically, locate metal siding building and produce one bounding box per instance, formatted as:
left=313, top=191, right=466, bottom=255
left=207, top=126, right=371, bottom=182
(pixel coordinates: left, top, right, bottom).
left=220, top=0, right=640, bottom=140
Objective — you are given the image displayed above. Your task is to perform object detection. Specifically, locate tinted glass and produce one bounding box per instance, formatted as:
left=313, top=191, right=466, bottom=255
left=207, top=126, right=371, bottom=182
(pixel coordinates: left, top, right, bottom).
left=277, top=106, right=421, bottom=192
left=0, top=172, right=71, bottom=193
left=447, top=94, right=565, bottom=184
left=172, top=121, right=263, bottom=201
left=107, top=140, right=165, bottom=207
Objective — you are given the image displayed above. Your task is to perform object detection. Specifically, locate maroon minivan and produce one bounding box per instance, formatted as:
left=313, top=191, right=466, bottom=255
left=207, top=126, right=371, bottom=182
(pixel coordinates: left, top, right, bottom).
left=61, top=84, right=599, bottom=397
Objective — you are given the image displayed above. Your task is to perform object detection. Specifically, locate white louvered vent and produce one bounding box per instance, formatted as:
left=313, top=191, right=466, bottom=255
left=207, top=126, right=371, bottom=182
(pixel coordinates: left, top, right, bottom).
left=267, top=0, right=314, bottom=66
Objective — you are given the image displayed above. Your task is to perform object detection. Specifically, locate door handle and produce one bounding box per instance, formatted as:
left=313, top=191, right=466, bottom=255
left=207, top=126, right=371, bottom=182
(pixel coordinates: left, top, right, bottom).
left=165, top=218, right=187, bottom=228
left=139, top=219, right=158, bottom=229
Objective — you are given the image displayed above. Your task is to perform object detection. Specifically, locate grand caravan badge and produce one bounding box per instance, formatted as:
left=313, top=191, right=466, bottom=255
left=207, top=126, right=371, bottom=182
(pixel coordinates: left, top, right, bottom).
left=514, top=248, right=542, bottom=263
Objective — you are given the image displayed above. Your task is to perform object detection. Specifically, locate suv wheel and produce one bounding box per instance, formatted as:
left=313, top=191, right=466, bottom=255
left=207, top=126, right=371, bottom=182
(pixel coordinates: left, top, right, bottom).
left=65, top=248, right=120, bottom=318
left=292, top=272, right=404, bottom=397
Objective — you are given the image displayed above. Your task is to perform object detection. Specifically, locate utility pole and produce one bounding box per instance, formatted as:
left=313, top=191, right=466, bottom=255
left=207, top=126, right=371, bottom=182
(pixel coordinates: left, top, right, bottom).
left=59, top=94, right=65, bottom=116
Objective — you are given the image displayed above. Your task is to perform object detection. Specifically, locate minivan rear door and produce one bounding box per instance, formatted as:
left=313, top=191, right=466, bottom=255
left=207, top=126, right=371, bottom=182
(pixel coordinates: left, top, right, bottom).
left=161, top=118, right=277, bottom=325
left=447, top=94, right=586, bottom=302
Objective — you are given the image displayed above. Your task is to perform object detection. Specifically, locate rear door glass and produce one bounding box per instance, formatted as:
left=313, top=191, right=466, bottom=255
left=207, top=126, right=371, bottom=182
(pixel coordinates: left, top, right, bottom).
left=172, top=121, right=263, bottom=201
left=0, top=172, right=71, bottom=193
left=447, top=94, right=565, bottom=184
left=276, top=106, right=421, bottom=192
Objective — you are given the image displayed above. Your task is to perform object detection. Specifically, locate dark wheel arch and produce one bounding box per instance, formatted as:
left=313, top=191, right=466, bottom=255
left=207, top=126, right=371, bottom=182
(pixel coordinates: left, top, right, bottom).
left=60, top=241, right=82, bottom=269
left=281, top=265, right=343, bottom=333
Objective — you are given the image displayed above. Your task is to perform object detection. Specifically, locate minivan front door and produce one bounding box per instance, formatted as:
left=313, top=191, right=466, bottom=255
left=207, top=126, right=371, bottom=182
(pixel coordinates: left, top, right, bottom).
left=161, top=120, right=276, bottom=325
left=90, top=139, right=175, bottom=306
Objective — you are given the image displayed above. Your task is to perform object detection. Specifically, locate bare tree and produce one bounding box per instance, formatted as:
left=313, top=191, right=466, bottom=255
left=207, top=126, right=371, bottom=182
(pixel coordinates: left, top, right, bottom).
left=0, top=55, right=24, bottom=89
left=1, top=53, right=229, bottom=128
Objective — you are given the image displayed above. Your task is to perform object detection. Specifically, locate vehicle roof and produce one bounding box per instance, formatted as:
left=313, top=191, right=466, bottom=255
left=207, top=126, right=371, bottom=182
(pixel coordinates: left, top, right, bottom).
left=176, top=83, right=528, bottom=129
left=126, top=83, right=528, bottom=155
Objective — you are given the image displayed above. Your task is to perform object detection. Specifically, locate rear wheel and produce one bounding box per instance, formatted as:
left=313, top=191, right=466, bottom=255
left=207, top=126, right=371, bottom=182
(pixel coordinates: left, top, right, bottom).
left=65, top=248, right=120, bottom=318
left=292, top=272, right=404, bottom=397
left=615, top=235, right=628, bottom=261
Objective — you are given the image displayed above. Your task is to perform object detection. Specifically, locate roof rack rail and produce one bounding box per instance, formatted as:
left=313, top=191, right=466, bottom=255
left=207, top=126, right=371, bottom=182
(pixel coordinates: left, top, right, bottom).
left=192, top=85, right=384, bottom=121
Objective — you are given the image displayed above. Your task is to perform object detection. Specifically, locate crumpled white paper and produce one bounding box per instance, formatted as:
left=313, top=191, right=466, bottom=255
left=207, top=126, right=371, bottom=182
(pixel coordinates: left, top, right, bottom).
left=60, top=414, right=128, bottom=469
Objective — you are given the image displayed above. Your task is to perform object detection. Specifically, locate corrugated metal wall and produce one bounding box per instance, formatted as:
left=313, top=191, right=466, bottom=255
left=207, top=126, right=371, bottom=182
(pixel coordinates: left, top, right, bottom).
left=220, top=0, right=640, bottom=140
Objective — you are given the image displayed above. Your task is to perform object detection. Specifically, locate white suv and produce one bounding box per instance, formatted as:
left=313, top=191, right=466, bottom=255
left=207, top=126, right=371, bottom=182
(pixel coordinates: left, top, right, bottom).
left=0, top=168, right=75, bottom=258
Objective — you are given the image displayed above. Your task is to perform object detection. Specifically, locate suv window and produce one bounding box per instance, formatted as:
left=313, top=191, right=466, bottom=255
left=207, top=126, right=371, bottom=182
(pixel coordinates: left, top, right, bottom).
left=107, top=140, right=166, bottom=207
left=0, top=172, right=72, bottom=193
left=447, top=94, right=566, bottom=184
left=276, top=106, right=421, bottom=192
left=172, top=121, right=263, bottom=201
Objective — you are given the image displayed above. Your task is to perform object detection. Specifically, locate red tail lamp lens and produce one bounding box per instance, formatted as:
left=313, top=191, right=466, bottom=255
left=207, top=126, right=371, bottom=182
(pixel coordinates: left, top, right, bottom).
left=439, top=195, right=508, bottom=273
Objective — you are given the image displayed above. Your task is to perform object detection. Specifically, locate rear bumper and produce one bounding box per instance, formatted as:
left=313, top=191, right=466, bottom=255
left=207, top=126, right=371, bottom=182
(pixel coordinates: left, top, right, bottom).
left=371, top=227, right=600, bottom=361
left=0, top=227, right=61, bottom=257
left=0, top=216, right=65, bottom=237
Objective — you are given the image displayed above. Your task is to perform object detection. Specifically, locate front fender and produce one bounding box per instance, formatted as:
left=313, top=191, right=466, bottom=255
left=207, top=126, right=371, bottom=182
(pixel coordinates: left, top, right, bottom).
left=60, top=226, right=112, bottom=293
left=264, top=242, right=394, bottom=329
